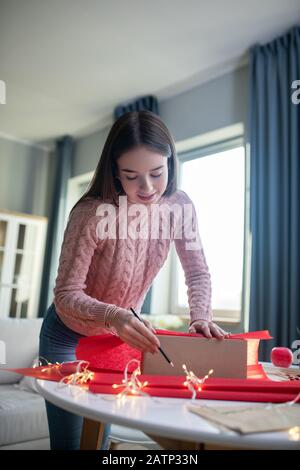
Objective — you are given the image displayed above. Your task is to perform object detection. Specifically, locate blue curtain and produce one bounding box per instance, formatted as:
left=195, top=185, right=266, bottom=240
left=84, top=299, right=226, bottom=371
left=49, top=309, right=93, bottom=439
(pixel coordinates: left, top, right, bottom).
left=114, top=95, right=159, bottom=121
left=113, top=95, right=159, bottom=313
left=249, top=27, right=300, bottom=360
left=38, top=136, right=74, bottom=317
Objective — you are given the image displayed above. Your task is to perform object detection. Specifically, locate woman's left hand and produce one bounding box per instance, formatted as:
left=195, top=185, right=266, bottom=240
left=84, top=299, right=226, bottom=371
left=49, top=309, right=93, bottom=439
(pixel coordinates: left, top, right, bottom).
left=189, top=319, right=230, bottom=339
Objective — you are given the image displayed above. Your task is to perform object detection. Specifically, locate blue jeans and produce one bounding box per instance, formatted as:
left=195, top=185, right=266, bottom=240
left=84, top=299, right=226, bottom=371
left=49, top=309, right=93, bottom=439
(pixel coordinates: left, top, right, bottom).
left=39, top=302, right=111, bottom=450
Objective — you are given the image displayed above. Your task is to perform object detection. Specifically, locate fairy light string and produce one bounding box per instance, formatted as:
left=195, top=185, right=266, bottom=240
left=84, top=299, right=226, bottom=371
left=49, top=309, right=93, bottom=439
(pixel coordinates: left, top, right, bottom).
left=35, top=357, right=214, bottom=400
left=31, top=356, right=300, bottom=437
left=34, top=357, right=300, bottom=410
left=112, top=359, right=149, bottom=400
left=182, top=364, right=214, bottom=400
left=58, top=360, right=94, bottom=388
left=34, top=357, right=94, bottom=396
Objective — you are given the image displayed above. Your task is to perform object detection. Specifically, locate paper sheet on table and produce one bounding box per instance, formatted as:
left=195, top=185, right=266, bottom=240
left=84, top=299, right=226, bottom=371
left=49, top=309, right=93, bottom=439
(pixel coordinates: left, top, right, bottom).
left=187, top=403, right=300, bottom=434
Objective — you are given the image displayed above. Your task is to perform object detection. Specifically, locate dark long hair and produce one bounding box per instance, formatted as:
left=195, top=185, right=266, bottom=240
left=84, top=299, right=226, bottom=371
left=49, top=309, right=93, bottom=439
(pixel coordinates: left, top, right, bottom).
left=70, top=111, right=178, bottom=213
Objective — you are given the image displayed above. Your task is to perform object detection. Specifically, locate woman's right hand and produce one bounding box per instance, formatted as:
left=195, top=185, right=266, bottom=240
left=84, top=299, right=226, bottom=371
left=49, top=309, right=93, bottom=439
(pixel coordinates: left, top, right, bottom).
left=109, top=308, right=161, bottom=354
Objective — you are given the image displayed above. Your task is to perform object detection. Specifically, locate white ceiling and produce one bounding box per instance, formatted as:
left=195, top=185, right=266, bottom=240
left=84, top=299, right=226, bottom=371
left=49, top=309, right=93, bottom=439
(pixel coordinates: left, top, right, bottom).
left=0, top=0, right=299, bottom=147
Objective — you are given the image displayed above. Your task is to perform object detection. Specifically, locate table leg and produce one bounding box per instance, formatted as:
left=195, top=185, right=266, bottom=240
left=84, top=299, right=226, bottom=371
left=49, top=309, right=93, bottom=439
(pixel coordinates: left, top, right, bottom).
left=80, top=417, right=106, bottom=450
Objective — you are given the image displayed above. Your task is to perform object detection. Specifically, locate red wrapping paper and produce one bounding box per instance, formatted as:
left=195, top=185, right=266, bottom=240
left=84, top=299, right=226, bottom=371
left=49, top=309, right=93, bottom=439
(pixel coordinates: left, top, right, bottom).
left=4, top=361, right=92, bottom=381
left=76, top=334, right=140, bottom=373
left=88, top=369, right=300, bottom=403
left=88, top=385, right=300, bottom=403
left=4, top=365, right=300, bottom=404
left=89, top=370, right=300, bottom=392
left=5, top=362, right=300, bottom=403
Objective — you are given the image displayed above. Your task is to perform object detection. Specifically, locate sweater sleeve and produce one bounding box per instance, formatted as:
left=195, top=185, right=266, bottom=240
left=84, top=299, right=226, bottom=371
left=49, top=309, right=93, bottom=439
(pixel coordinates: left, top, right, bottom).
left=173, top=191, right=213, bottom=324
left=53, top=198, right=118, bottom=327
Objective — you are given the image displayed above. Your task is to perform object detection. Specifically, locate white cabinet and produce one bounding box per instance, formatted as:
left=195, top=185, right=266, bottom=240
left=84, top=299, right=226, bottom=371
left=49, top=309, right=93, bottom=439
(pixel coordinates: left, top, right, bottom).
left=0, top=210, right=47, bottom=318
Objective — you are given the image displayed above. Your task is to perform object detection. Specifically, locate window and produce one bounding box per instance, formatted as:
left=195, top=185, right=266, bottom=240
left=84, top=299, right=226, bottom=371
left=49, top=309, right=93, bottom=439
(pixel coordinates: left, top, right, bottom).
left=65, top=172, right=94, bottom=226
left=173, top=139, right=246, bottom=323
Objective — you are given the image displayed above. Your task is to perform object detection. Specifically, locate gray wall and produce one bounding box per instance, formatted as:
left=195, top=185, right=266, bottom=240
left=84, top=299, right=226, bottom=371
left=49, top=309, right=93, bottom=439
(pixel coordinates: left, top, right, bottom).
left=0, top=137, right=52, bottom=216
left=160, top=65, right=248, bottom=142
left=73, top=65, right=248, bottom=177
left=73, top=127, right=109, bottom=177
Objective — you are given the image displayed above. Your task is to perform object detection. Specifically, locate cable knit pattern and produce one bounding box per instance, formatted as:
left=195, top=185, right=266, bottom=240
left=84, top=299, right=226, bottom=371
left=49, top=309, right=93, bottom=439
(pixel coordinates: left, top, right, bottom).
left=53, top=189, right=212, bottom=336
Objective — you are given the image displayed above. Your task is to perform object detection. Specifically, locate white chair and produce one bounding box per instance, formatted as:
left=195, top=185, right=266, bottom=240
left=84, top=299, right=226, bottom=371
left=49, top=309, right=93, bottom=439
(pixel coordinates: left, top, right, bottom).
left=109, top=424, right=159, bottom=450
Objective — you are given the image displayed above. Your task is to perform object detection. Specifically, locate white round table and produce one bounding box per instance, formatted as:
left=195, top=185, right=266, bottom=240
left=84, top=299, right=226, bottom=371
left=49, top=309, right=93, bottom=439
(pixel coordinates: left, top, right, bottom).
left=36, top=377, right=300, bottom=450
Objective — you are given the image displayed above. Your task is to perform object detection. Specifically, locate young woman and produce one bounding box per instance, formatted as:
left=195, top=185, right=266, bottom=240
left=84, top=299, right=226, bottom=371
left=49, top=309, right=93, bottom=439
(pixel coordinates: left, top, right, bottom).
left=39, top=110, right=228, bottom=450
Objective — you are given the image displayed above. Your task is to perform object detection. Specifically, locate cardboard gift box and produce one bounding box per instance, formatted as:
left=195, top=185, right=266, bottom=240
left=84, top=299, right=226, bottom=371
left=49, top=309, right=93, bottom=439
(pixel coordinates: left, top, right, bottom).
left=142, top=334, right=265, bottom=379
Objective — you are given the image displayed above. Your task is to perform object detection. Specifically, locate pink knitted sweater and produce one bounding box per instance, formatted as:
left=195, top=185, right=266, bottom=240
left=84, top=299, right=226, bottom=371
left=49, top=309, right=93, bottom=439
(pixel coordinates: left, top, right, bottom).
left=53, top=189, right=212, bottom=336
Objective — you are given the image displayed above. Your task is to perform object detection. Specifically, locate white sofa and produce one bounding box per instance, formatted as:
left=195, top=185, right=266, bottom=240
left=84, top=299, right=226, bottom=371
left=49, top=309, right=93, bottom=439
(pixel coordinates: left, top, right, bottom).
left=0, top=318, right=49, bottom=449
left=0, top=318, right=158, bottom=450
